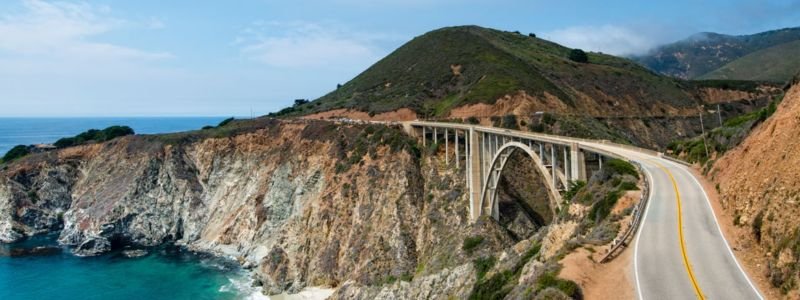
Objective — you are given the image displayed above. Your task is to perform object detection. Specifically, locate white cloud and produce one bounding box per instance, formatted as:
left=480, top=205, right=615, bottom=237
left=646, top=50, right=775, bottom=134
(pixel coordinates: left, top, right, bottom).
left=237, top=21, right=388, bottom=69
left=0, top=0, right=171, bottom=61
left=543, top=25, right=660, bottom=56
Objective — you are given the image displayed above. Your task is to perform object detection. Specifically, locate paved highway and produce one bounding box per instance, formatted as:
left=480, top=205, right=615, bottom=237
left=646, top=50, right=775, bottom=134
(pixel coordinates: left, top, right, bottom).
left=400, top=121, right=763, bottom=299
left=583, top=142, right=763, bottom=300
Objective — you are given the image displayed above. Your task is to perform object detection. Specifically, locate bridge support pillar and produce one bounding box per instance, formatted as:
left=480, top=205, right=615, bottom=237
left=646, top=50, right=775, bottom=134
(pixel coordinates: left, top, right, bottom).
left=469, top=128, right=482, bottom=222
left=570, top=143, right=587, bottom=182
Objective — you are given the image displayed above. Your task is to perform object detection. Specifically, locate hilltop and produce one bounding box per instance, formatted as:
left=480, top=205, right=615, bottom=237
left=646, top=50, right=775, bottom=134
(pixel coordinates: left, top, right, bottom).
left=285, top=25, right=697, bottom=119
left=636, top=27, right=800, bottom=81
left=275, top=25, right=779, bottom=149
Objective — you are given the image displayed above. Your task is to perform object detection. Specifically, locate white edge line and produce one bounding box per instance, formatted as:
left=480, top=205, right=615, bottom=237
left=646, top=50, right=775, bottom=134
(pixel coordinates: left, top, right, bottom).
left=660, top=159, right=764, bottom=300
left=634, top=159, right=656, bottom=300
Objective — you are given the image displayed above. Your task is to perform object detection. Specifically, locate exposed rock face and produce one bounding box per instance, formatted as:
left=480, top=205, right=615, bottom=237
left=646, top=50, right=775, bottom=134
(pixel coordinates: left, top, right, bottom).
left=711, top=75, right=800, bottom=296
left=0, top=119, right=534, bottom=297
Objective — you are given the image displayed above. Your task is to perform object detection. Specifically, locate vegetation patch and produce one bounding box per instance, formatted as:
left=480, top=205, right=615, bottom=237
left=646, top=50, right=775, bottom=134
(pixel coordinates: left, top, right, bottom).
left=668, top=93, right=784, bottom=165
left=54, top=125, right=135, bottom=148
left=535, top=270, right=581, bottom=298
left=462, top=236, right=485, bottom=254
left=469, top=244, right=542, bottom=300
left=473, top=256, right=496, bottom=281
left=605, top=159, right=639, bottom=179
left=1, top=145, right=32, bottom=163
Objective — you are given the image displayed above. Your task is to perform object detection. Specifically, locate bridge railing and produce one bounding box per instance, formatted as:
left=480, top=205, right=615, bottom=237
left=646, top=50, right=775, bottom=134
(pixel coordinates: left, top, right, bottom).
left=600, top=161, right=650, bottom=263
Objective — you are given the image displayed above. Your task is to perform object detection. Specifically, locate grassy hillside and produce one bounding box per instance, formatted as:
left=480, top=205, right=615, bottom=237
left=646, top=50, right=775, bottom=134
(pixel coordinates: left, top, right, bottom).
left=281, top=25, right=695, bottom=118
left=635, top=27, right=800, bottom=79
left=698, top=40, right=800, bottom=82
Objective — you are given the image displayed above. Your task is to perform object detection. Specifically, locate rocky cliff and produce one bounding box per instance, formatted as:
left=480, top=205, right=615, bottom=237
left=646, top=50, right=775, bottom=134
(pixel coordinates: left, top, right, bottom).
left=710, top=74, right=800, bottom=296
left=0, top=118, right=641, bottom=299
left=0, top=119, right=436, bottom=294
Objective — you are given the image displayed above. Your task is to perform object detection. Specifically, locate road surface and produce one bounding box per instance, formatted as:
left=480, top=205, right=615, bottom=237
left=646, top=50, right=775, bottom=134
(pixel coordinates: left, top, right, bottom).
left=583, top=142, right=763, bottom=300
left=401, top=121, right=763, bottom=299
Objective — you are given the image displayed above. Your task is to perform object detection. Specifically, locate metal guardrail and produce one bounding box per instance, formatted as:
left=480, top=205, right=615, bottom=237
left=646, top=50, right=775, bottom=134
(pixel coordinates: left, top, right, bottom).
left=600, top=162, right=650, bottom=263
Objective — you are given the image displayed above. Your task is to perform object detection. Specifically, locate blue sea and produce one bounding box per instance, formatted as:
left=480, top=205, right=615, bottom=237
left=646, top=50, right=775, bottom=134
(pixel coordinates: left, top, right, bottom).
left=0, top=117, right=263, bottom=300
left=0, top=117, right=230, bottom=155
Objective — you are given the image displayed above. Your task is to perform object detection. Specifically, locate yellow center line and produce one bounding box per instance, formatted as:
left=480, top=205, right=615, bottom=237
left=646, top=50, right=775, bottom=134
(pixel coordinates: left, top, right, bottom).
left=649, top=159, right=705, bottom=300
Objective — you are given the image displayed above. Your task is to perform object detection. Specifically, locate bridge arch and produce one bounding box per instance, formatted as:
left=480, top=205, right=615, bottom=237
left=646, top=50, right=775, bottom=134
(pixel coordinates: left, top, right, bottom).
left=478, top=141, right=562, bottom=221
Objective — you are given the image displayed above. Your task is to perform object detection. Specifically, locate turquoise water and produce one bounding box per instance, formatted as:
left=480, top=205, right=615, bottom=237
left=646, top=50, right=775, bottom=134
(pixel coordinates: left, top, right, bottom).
left=0, top=234, right=251, bottom=300
left=0, top=117, right=257, bottom=300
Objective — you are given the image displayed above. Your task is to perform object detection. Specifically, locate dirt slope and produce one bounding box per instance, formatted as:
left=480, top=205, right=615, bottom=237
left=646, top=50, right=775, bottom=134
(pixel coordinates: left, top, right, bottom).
left=710, top=74, right=800, bottom=297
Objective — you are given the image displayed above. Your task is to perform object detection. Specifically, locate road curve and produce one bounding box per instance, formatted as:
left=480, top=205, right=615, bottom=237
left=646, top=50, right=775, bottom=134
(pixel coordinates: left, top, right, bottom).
left=399, top=121, right=763, bottom=299
left=582, top=142, right=762, bottom=300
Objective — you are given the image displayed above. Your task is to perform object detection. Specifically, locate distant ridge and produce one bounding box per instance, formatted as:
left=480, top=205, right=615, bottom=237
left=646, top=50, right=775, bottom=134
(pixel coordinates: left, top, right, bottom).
left=635, top=27, right=800, bottom=81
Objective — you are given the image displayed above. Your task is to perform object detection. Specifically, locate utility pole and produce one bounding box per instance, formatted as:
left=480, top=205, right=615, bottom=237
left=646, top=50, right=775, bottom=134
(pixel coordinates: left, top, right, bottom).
left=717, top=104, right=723, bottom=126
left=699, top=107, right=710, bottom=159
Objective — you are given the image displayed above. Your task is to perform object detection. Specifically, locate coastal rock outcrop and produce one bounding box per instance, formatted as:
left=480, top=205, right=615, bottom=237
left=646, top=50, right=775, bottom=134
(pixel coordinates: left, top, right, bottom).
left=0, top=119, right=523, bottom=296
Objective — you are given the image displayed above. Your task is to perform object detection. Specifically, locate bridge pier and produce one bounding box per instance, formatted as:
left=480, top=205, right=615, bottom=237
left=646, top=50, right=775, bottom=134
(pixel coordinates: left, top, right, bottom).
left=469, top=128, right=482, bottom=220
left=570, top=143, right=587, bottom=182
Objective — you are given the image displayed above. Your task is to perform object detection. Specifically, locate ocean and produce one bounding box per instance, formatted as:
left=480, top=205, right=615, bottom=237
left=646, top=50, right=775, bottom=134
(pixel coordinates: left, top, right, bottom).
left=0, top=117, right=263, bottom=300
left=0, top=117, right=229, bottom=155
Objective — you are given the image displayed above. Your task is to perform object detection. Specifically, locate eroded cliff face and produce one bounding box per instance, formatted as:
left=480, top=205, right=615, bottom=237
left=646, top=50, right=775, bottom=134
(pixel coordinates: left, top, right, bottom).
left=0, top=120, right=429, bottom=293
left=0, top=119, right=539, bottom=298
left=710, top=75, right=800, bottom=296
left=0, top=117, right=624, bottom=299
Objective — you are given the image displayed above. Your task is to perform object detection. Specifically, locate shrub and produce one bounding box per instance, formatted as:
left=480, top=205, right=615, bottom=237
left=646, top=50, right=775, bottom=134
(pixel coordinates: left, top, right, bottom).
left=568, top=49, right=589, bottom=63
left=564, top=180, right=586, bottom=201
left=605, top=159, right=639, bottom=179
left=473, top=256, right=496, bottom=280
left=462, top=236, right=485, bottom=253
left=528, top=122, right=545, bottom=133
left=542, top=112, right=556, bottom=125
left=218, top=117, right=235, bottom=127
left=466, top=116, right=480, bottom=124
left=536, top=271, right=581, bottom=298
left=618, top=181, right=639, bottom=191
left=27, top=190, right=39, bottom=204
left=528, top=33, right=537, bottom=38
left=753, top=210, right=764, bottom=242
left=2, top=145, right=31, bottom=162
left=500, top=114, right=518, bottom=129
left=54, top=126, right=134, bottom=149
left=590, top=189, right=622, bottom=222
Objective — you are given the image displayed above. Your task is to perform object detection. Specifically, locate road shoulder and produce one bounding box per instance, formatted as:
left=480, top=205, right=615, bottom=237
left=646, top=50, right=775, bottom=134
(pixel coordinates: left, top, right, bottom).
left=688, top=167, right=781, bottom=300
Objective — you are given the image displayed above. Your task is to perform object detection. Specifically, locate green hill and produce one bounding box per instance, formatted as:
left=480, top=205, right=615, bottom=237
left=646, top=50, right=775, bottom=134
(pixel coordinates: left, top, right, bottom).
left=698, top=40, right=800, bottom=82
left=282, top=25, right=696, bottom=118
left=635, top=27, right=800, bottom=79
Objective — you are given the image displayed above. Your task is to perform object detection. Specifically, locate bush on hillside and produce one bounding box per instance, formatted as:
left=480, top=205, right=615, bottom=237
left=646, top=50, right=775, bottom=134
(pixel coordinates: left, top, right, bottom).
left=54, top=126, right=135, bottom=148
left=500, top=114, right=518, bottom=129
left=568, top=49, right=589, bottom=63
left=2, top=145, right=31, bottom=163
left=217, top=117, right=235, bottom=127
left=605, top=159, right=639, bottom=179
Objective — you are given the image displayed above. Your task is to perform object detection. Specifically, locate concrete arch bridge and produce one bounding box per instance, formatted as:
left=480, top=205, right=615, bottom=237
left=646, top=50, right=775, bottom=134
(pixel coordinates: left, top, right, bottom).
left=402, top=121, right=626, bottom=222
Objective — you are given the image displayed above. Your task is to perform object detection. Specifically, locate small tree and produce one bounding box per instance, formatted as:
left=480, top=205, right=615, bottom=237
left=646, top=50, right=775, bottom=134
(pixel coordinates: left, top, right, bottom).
left=528, top=33, right=537, bottom=38
left=568, top=49, right=589, bottom=63
left=294, top=99, right=309, bottom=107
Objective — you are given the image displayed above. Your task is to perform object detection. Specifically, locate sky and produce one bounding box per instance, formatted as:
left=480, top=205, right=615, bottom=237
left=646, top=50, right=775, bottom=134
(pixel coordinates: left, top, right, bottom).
left=0, top=0, right=798, bottom=117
